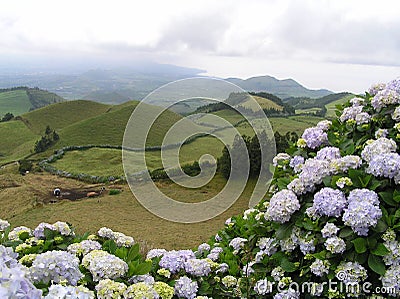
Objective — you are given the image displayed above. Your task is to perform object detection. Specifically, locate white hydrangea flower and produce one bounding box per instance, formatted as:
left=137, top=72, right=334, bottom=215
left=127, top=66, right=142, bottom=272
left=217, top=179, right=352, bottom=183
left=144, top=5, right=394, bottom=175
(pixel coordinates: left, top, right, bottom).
left=82, top=250, right=128, bottom=281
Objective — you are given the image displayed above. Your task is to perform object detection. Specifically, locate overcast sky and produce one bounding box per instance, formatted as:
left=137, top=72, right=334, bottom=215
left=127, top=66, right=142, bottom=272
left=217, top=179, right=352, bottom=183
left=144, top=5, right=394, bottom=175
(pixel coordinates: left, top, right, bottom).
left=0, top=0, right=399, bottom=93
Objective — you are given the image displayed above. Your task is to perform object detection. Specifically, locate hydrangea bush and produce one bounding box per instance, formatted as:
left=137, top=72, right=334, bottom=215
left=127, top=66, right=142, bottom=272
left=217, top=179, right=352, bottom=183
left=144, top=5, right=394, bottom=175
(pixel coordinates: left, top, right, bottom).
left=1, top=78, right=400, bottom=298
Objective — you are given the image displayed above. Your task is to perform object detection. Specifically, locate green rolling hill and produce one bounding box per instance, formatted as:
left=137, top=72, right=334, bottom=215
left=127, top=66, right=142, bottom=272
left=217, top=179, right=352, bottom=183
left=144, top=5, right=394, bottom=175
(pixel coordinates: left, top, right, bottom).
left=0, top=87, right=65, bottom=118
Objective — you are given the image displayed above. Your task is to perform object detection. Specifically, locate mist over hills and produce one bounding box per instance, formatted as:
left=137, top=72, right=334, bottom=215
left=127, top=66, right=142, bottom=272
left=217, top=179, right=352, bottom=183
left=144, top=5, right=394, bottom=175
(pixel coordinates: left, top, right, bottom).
left=0, top=62, right=333, bottom=103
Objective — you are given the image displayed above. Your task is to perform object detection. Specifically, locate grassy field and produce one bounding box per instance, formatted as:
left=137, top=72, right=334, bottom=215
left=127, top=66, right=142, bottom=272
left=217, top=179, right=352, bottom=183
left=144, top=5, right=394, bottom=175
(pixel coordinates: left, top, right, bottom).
left=0, top=90, right=31, bottom=116
left=21, top=100, right=111, bottom=134
left=325, top=94, right=354, bottom=118
left=240, top=95, right=284, bottom=111
left=1, top=168, right=256, bottom=249
left=0, top=120, right=39, bottom=164
left=269, top=116, right=323, bottom=135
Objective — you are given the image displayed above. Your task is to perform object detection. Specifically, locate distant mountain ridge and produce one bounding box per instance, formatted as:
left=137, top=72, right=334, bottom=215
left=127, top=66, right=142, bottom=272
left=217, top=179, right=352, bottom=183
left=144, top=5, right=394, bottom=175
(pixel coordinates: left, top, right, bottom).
left=226, top=75, right=332, bottom=99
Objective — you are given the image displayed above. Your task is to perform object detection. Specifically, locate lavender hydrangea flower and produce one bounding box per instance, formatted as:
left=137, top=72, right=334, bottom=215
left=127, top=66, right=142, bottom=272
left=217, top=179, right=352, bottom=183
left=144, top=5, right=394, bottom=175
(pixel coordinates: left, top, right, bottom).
left=366, top=153, right=400, bottom=183
left=128, top=274, right=155, bottom=285
left=289, top=155, right=304, bottom=173
left=342, top=189, right=382, bottom=236
left=146, top=248, right=167, bottom=259
left=196, top=243, right=210, bottom=254
left=340, top=105, right=363, bottom=123
left=265, top=190, right=300, bottom=223
left=257, top=237, right=278, bottom=256
left=0, top=246, right=42, bottom=299
left=312, top=188, right=346, bottom=217
left=316, top=120, right=332, bottom=131
left=67, top=240, right=102, bottom=256
left=350, top=97, right=365, bottom=106
left=302, top=127, right=328, bottom=149
left=381, top=265, right=400, bottom=296
left=159, top=250, right=195, bottom=273
left=372, top=88, right=400, bottom=110
left=298, top=159, right=331, bottom=191
left=368, top=83, right=386, bottom=96
left=316, top=147, right=341, bottom=161
left=29, top=250, right=83, bottom=285
left=229, top=237, right=247, bottom=254
left=44, top=284, right=94, bottom=299
left=184, top=259, right=211, bottom=276
left=174, top=276, right=198, bottom=299
left=310, top=259, right=330, bottom=277
left=321, top=223, right=339, bottom=238
left=361, top=137, right=397, bottom=163
left=325, top=236, right=346, bottom=254
left=207, top=247, right=223, bottom=261
left=355, top=112, right=371, bottom=125
left=32, top=222, right=56, bottom=239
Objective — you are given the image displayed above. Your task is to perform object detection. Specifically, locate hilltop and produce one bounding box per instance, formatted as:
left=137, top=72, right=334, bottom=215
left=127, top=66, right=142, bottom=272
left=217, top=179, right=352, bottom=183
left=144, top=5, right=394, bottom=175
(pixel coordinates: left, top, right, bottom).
left=227, top=75, right=332, bottom=99
left=0, top=87, right=64, bottom=117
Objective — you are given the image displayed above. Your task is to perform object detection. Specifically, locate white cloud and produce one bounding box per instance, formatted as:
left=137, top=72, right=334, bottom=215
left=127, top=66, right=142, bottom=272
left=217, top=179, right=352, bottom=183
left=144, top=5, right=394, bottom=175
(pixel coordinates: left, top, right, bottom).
left=0, top=0, right=399, bottom=92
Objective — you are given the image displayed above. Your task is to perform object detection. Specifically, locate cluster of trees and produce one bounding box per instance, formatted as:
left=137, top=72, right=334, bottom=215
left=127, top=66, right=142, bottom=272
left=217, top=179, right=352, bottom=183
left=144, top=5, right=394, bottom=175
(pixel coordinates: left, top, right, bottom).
left=34, top=125, right=60, bottom=153
left=0, top=112, right=14, bottom=122
left=217, top=130, right=298, bottom=179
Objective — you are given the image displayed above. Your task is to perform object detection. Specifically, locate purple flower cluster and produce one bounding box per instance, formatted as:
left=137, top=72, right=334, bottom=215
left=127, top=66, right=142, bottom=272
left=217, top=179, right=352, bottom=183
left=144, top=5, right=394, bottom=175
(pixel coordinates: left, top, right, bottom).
left=315, top=147, right=341, bottom=161
left=184, top=259, right=211, bottom=277
left=342, top=189, right=382, bottom=236
left=311, top=188, right=346, bottom=217
left=289, top=155, right=304, bottom=173
left=0, top=245, right=42, bottom=299
left=174, top=276, right=198, bottom=299
left=366, top=153, right=400, bottom=184
left=301, top=127, right=328, bottom=149
left=29, top=250, right=83, bottom=285
left=159, top=250, right=195, bottom=273
left=265, top=190, right=300, bottom=223
left=361, top=137, right=397, bottom=163
left=340, top=105, right=363, bottom=123
left=372, top=87, right=400, bottom=110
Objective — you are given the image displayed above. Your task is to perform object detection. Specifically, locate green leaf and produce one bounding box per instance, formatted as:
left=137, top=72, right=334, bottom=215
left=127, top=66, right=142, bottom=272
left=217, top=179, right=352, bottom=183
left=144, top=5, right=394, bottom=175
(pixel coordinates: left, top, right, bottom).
left=379, top=191, right=397, bottom=207
left=135, top=261, right=152, bottom=275
left=352, top=238, right=367, bottom=254
left=373, top=219, right=388, bottom=233
left=368, top=254, right=386, bottom=276
left=275, top=223, right=294, bottom=240
left=127, top=243, right=140, bottom=262
left=18, top=231, right=30, bottom=241
left=280, top=258, right=297, bottom=272
left=371, top=243, right=390, bottom=256
left=339, top=227, right=353, bottom=238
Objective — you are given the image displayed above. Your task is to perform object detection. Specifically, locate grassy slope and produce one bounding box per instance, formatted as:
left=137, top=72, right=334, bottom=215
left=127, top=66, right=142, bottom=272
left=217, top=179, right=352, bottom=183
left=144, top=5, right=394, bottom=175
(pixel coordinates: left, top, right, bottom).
left=241, top=95, right=284, bottom=111
left=325, top=94, right=354, bottom=118
left=0, top=120, right=39, bottom=164
left=21, top=100, right=111, bottom=134
left=57, top=101, right=189, bottom=147
left=0, top=90, right=31, bottom=116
